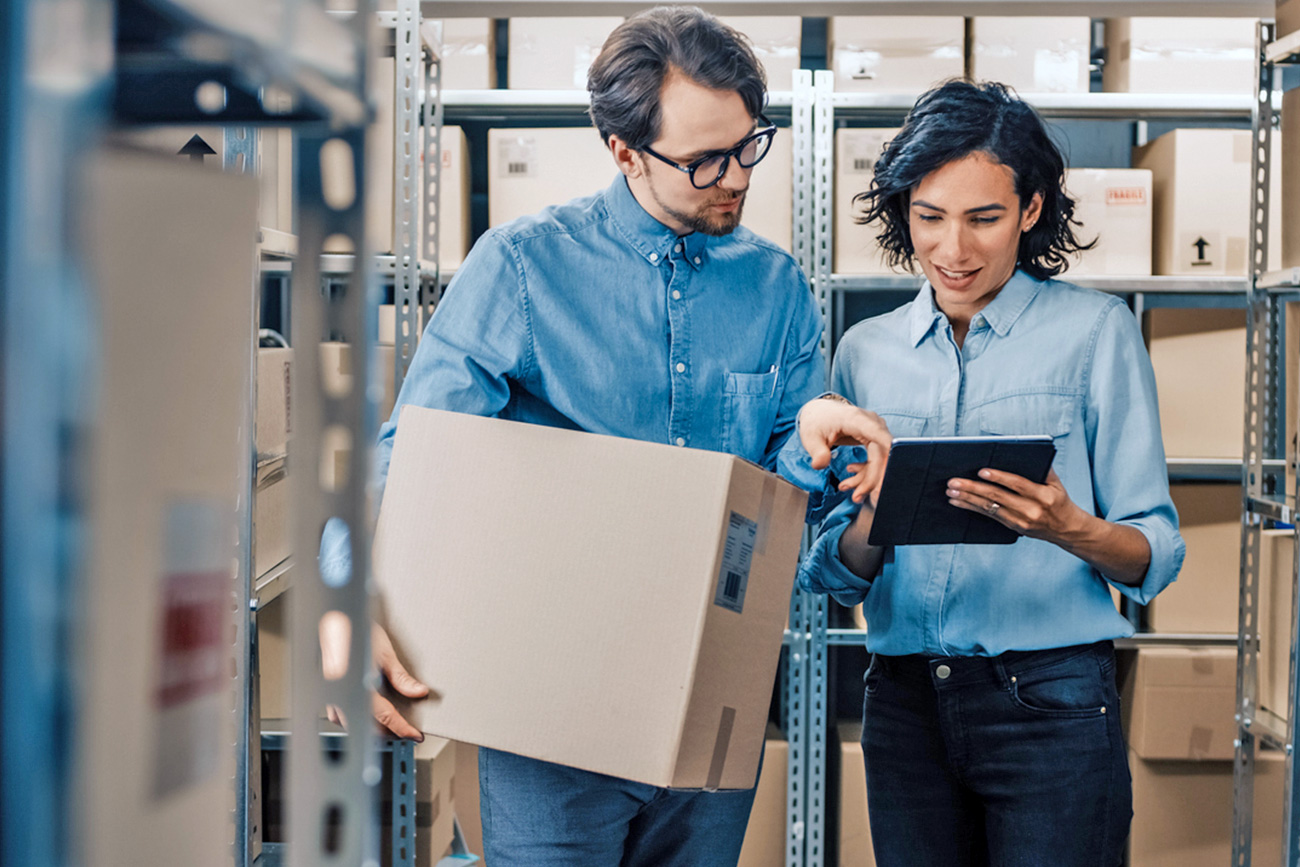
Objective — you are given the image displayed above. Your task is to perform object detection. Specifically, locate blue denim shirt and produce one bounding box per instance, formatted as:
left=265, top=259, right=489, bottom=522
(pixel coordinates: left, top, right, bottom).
left=795, top=271, right=1185, bottom=656
left=320, top=175, right=827, bottom=579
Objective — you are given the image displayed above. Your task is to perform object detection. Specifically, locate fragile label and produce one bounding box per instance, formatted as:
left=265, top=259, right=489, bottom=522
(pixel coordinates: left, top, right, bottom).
left=1105, top=186, right=1148, bottom=206
left=714, top=512, right=757, bottom=614
left=498, top=137, right=537, bottom=179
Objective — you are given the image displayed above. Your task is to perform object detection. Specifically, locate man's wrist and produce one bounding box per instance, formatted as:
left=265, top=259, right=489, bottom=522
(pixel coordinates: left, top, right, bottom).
left=816, top=392, right=853, bottom=406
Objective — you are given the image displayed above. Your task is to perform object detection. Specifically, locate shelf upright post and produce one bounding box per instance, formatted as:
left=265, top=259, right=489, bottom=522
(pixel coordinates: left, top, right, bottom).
left=225, top=123, right=262, bottom=867
left=787, top=66, right=816, bottom=867
left=285, top=3, right=382, bottom=867
left=1, top=1, right=110, bottom=866
left=393, top=0, right=422, bottom=399
left=422, top=19, right=443, bottom=321
left=1234, top=18, right=1279, bottom=867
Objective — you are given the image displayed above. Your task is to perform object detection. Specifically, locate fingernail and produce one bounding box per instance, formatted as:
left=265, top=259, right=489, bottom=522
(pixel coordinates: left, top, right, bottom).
left=946, top=489, right=958, bottom=498
left=979, top=469, right=992, bottom=479
left=949, top=480, right=961, bottom=489
left=949, top=499, right=961, bottom=506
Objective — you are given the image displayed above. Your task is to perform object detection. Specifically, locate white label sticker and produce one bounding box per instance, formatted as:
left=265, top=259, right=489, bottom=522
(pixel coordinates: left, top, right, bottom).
left=715, top=512, right=758, bottom=614
left=498, top=137, right=537, bottom=179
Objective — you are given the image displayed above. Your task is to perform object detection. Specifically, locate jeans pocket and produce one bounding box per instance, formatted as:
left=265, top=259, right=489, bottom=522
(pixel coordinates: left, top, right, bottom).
left=1008, top=650, right=1110, bottom=719
left=863, top=654, right=883, bottom=697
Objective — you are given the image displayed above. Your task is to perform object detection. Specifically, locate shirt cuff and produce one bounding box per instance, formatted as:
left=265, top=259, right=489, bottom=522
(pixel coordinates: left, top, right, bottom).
left=798, top=520, right=873, bottom=607
left=1108, top=518, right=1187, bottom=606
left=777, top=438, right=868, bottom=522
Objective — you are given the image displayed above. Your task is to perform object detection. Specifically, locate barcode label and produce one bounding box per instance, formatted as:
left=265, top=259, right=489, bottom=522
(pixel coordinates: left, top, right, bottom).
left=498, top=137, right=537, bottom=179
left=714, top=512, right=757, bottom=614
left=853, top=158, right=874, bottom=172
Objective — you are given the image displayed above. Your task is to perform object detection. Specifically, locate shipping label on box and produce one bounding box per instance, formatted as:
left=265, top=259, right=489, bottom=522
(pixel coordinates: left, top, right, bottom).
left=835, top=128, right=899, bottom=275
left=1144, top=308, right=1245, bottom=460
left=970, top=18, right=1091, bottom=93
left=1121, top=648, right=1239, bottom=760
left=487, top=128, right=613, bottom=227
left=829, top=17, right=965, bottom=94
left=1064, top=168, right=1152, bottom=276
left=508, top=17, right=623, bottom=90
left=1103, top=17, right=1258, bottom=95
left=373, top=407, right=808, bottom=789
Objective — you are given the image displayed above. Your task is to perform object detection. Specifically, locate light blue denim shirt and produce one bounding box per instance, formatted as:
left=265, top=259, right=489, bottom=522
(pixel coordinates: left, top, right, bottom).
left=320, top=174, right=828, bottom=578
left=795, top=271, right=1185, bottom=657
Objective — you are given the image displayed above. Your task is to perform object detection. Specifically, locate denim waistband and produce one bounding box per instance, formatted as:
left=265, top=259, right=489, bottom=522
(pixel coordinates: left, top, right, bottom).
left=871, top=641, right=1114, bottom=689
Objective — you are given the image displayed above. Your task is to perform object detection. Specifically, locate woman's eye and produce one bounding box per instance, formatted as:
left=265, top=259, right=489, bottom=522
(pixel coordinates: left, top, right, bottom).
left=916, top=214, right=941, bottom=223
left=972, top=216, right=1000, bottom=225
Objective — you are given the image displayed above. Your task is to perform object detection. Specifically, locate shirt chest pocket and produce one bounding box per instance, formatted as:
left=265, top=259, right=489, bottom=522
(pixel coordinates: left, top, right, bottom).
left=722, top=369, right=780, bottom=461
left=877, top=410, right=936, bottom=439
left=975, top=391, right=1076, bottom=441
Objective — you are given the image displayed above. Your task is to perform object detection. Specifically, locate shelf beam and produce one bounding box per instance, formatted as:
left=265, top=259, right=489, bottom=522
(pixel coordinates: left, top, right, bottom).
left=421, top=0, right=1272, bottom=17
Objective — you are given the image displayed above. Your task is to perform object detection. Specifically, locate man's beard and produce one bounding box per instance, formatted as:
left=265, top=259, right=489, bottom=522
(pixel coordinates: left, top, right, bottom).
left=649, top=178, right=747, bottom=236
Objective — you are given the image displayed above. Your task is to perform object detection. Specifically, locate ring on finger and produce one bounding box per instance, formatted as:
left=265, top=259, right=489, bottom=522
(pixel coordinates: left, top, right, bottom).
left=987, top=502, right=1000, bottom=517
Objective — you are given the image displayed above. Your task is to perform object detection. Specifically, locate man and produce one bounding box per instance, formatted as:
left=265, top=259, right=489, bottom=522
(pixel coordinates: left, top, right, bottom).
left=322, top=6, right=888, bottom=864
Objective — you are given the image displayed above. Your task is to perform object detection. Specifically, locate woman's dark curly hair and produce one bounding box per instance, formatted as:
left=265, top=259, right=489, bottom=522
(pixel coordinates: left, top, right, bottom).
left=855, top=80, right=1093, bottom=280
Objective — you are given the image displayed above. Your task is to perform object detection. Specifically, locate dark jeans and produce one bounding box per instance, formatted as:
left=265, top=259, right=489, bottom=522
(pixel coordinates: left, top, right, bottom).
left=478, top=746, right=760, bottom=867
left=861, top=641, right=1131, bottom=867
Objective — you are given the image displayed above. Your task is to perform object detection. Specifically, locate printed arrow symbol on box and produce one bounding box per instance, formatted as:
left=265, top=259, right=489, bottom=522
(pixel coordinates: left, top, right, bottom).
left=1192, top=237, right=1210, bottom=261
left=178, top=134, right=217, bottom=164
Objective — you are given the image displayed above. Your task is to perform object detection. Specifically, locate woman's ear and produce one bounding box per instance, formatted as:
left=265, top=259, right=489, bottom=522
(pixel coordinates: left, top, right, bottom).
left=1021, top=191, right=1045, bottom=233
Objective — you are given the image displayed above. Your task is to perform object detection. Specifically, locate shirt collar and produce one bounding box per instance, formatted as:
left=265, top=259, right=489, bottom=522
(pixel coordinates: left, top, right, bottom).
left=907, top=269, right=1044, bottom=347
left=603, top=175, right=709, bottom=270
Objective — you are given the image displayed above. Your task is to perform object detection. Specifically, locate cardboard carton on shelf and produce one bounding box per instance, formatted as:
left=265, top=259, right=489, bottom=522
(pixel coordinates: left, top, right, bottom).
left=373, top=407, right=808, bottom=789
left=1145, top=484, right=1241, bottom=634
left=838, top=722, right=876, bottom=867
left=320, top=341, right=398, bottom=425
left=742, top=127, right=793, bottom=252
left=834, top=127, right=902, bottom=275
left=1103, top=17, right=1258, bottom=95
left=256, top=591, right=289, bottom=721
left=438, top=18, right=496, bottom=90
left=254, top=459, right=291, bottom=580
left=969, top=18, right=1091, bottom=94
left=257, top=346, right=292, bottom=459
left=82, top=147, right=256, bottom=866
left=1280, top=0, right=1300, bottom=42
left=486, top=127, right=614, bottom=228
left=736, top=725, right=789, bottom=867
left=1282, top=89, right=1300, bottom=270
left=1063, top=168, right=1153, bottom=277
left=717, top=16, right=802, bottom=92
left=507, top=17, right=623, bottom=90
left=379, top=736, right=457, bottom=866
left=1257, top=528, right=1296, bottom=720
left=1143, top=307, right=1245, bottom=460
left=828, top=17, right=965, bottom=94
left=1133, top=128, right=1282, bottom=277
left=1121, top=647, right=1238, bottom=761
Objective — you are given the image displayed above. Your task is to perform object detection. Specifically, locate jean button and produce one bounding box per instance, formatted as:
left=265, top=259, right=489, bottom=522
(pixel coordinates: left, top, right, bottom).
left=935, top=664, right=951, bottom=680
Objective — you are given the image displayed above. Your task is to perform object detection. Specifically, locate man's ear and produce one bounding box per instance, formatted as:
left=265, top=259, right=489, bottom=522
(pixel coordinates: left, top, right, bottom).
left=609, top=135, right=643, bottom=179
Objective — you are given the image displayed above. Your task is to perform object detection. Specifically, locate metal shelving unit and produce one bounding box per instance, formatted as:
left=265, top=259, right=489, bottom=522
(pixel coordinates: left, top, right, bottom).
left=1235, top=21, right=1300, bottom=864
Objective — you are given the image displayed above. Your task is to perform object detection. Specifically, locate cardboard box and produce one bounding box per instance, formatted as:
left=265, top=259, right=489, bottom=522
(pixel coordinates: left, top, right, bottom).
left=439, top=18, right=496, bottom=90
left=1122, top=648, right=1239, bottom=760
left=717, top=16, right=802, bottom=92
left=379, top=736, right=456, bottom=866
left=82, top=148, right=256, bottom=866
left=1288, top=302, right=1300, bottom=496
left=1280, top=0, right=1300, bottom=41
left=743, top=127, right=792, bottom=252
left=1104, top=18, right=1258, bottom=95
left=829, top=17, right=965, bottom=94
left=838, top=722, right=876, bottom=867
left=737, top=726, right=788, bottom=867
left=969, top=18, right=1091, bottom=93
left=1147, top=484, right=1241, bottom=634
left=257, top=347, right=293, bottom=459
left=257, top=591, right=289, bottom=721
left=373, top=407, right=808, bottom=789
left=377, top=304, right=429, bottom=347
left=487, top=127, right=613, bottom=227
left=1128, top=749, right=1284, bottom=867
left=1282, top=89, right=1300, bottom=270
left=507, top=17, right=622, bottom=90
left=1144, top=308, right=1245, bottom=459
left=834, top=128, right=901, bottom=275
left=1258, top=529, right=1295, bottom=719
left=1064, top=168, right=1153, bottom=276
left=452, top=741, right=484, bottom=861
left=1134, top=128, right=1283, bottom=276
left=320, top=341, right=397, bottom=423
left=436, top=126, right=472, bottom=271
left=254, top=459, right=290, bottom=579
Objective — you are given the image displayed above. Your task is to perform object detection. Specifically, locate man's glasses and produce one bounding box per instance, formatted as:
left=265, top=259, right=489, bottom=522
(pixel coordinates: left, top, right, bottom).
left=641, top=116, right=777, bottom=190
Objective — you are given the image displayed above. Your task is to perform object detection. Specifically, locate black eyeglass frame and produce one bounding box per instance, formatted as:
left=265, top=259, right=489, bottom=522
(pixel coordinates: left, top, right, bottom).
left=640, top=115, right=778, bottom=190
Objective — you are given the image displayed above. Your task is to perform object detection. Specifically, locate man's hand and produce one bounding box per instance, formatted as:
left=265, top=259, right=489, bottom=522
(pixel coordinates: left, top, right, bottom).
left=797, top=396, right=893, bottom=504
left=321, top=617, right=429, bottom=741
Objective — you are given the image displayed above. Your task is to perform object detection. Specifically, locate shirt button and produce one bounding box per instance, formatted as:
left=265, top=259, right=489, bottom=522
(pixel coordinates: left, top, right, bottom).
left=649, top=252, right=659, bottom=263
left=675, top=437, right=686, bottom=446
left=935, top=664, right=952, bottom=680
left=672, top=290, right=682, bottom=300
left=693, top=256, right=701, bottom=265
left=674, top=243, right=683, bottom=253
left=675, top=362, right=686, bottom=373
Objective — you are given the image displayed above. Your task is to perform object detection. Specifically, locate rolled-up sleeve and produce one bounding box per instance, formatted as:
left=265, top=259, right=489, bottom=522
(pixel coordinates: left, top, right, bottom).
left=319, top=229, right=532, bottom=584
left=798, top=497, right=874, bottom=606
left=1087, top=301, right=1186, bottom=604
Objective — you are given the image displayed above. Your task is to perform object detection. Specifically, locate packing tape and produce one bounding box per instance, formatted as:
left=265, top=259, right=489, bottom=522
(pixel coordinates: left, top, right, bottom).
left=705, top=706, right=737, bottom=791
left=754, top=476, right=777, bottom=556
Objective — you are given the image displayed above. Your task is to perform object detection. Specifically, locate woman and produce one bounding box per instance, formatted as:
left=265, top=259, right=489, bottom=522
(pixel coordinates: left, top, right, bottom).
left=797, top=81, right=1185, bottom=866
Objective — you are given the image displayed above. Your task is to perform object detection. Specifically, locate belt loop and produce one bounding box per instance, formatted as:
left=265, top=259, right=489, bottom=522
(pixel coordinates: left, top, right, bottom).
left=992, top=655, right=1013, bottom=692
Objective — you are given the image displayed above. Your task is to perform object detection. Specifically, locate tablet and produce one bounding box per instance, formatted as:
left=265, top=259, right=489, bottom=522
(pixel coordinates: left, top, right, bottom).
left=866, top=436, right=1056, bottom=547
